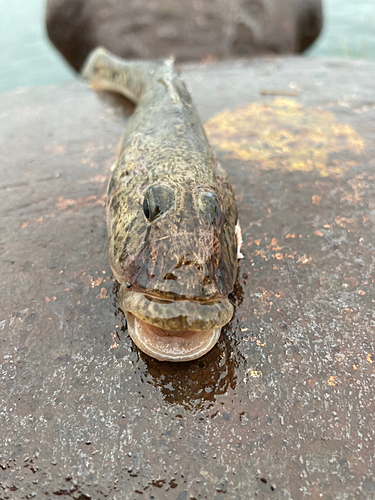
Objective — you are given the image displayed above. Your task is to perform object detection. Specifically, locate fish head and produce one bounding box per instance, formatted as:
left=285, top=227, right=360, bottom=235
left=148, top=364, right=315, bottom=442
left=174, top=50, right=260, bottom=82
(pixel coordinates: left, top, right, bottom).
left=108, top=165, right=238, bottom=361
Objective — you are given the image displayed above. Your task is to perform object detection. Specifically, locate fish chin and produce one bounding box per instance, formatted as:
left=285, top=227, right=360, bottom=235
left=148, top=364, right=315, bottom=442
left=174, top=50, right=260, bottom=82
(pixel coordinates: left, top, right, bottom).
left=125, top=312, right=221, bottom=362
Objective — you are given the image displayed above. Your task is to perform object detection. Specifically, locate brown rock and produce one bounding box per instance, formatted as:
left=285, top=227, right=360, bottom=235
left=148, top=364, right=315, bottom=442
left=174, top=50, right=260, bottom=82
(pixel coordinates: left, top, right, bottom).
left=1, top=57, right=374, bottom=499
left=46, top=0, right=323, bottom=71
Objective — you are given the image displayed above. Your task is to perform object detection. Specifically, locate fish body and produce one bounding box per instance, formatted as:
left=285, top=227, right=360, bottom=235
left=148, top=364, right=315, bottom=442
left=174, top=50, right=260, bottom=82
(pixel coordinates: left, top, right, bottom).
left=82, top=47, right=239, bottom=361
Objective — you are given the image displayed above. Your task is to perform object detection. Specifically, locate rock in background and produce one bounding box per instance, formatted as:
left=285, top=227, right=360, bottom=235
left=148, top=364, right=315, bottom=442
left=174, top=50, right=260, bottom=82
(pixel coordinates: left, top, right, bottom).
left=46, top=0, right=323, bottom=71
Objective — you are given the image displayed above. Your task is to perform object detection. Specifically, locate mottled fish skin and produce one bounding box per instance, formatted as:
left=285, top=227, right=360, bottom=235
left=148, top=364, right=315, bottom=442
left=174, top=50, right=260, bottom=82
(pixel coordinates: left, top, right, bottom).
left=82, top=47, right=239, bottom=361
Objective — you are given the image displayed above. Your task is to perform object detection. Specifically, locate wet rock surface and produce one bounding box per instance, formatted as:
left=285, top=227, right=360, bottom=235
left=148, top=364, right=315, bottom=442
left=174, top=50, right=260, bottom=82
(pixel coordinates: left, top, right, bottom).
left=46, top=0, right=322, bottom=71
left=1, top=58, right=375, bottom=499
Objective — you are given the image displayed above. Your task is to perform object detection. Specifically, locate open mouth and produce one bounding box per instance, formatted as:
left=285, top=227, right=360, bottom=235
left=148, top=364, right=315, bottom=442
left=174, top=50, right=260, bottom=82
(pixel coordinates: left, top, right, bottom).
left=120, top=290, right=233, bottom=362
left=126, top=312, right=221, bottom=362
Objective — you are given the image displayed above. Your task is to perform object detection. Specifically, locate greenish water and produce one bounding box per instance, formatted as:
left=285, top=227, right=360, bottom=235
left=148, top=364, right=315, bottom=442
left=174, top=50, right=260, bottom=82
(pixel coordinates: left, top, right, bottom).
left=0, top=0, right=74, bottom=92
left=0, top=0, right=374, bottom=92
left=308, top=0, right=375, bottom=58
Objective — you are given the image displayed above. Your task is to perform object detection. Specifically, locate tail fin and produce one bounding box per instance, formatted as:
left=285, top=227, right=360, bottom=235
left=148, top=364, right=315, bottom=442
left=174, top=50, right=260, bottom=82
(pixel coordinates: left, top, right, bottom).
left=81, top=47, right=159, bottom=104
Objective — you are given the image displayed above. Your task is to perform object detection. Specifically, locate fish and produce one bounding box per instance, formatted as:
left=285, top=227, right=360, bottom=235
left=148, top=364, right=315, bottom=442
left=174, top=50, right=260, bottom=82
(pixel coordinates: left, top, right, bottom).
left=82, top=47, right=241, bottom=362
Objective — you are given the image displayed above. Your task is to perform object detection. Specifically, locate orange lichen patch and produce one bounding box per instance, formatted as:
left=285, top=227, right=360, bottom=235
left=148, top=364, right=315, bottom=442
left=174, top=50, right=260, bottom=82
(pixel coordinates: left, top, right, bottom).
left=352, top=364, right=358, bottom=370
left=334, top=216, right=356, bottom=229
left=312, top=195, right=321, bottom=205
left=266, top=238, right=282, bottom=251
left=366, top=353, right=374, bottom=364
left=297, top=254, right=312, bottom=265
left=77, top=273, right=108, bottom=290
left=92, top=277, right=103, bottom=288
left=342, top=191, right=362, bottom=206
left=110, top=332, right=118, bottom=349
left=252, top=288, right=274, bottom=317
left=358, top=290, right=366, bottom=296
left=253, top=249, right=268, bottom=260
left=205, top=98, right=364, bottom=177
left=285, top=234, right=295, bottom=239
left=256, top=341, right=266, bottom=347
left=56, top=194, right=106, bottom=210
left=246, top=369, right=263, bottom=378
left=342, top=307, right=354, bottom=315
left=21, top=216, right=44, bottom=229
left=314, top=230, right=324, bottom=237
left=96, top=288, right=108, bottom=299
left=327, top=376, right=339, bottom=386
left=79, top=174, right=108, bottom=184
left=285, top=253, right=296, bottom=259
left=248, top=237, right=287, bottom=263
left=341, top=308, right=359, bottom=324
left=90, top=174, right=107, bottom=183
left=21, top=213, right=56, bottom=229
left=341, top=173, right=370, bottom=206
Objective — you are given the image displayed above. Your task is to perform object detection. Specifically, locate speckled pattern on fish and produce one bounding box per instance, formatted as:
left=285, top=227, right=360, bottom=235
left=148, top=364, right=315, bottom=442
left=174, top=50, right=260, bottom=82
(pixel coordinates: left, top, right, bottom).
left=82, top=48, right=239, bottom=361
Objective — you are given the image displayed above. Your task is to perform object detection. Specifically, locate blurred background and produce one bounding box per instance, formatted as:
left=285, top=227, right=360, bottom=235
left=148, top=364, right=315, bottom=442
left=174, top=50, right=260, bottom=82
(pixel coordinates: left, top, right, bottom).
left=0, top=0, right=374, bottom=93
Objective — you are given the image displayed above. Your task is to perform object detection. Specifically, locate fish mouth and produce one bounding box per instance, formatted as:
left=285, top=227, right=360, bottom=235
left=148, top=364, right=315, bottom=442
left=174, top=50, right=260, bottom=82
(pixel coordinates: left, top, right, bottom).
left=125, top=312, right=222, bottom=362
left=120, top=290, right=233, bottom=362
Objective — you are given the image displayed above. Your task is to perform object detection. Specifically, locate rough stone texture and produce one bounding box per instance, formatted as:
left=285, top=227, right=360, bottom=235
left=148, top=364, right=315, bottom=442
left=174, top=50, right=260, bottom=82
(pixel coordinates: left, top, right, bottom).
left=1, top=57, right=375, bottom=499
left=45, top=0, right=323, bottom=71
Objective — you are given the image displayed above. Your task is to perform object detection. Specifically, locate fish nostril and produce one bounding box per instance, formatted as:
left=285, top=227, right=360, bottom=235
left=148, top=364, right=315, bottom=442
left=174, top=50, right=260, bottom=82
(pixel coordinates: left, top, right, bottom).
left=164, top=273, right=177, bottom=281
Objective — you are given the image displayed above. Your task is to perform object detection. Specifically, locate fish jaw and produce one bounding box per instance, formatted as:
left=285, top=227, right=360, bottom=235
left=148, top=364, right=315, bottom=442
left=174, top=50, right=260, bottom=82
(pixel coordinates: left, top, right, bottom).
left=120, top=289, right=233, bottom=361
left=125, top=312, right=222, bottom=362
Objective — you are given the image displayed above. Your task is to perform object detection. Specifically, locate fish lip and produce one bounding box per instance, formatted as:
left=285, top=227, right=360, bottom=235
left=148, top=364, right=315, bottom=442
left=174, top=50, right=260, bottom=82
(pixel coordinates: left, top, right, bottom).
left=125, top=312, right=222, bottom=362
left=142, top=291, right=222, bottom=305
left=119, top=289, right=234, bottom=332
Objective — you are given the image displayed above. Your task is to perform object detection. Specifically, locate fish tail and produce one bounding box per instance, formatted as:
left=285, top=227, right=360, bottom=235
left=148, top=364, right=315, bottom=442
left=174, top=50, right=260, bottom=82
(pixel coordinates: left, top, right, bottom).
left=81, top=47, right=161, bottom=104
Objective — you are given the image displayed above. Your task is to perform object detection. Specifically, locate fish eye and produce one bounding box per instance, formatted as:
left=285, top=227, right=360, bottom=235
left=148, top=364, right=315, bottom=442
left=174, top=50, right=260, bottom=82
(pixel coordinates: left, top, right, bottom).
left=143, top=185, right=175, bottom=222
left=198, top=191, right=223, bottom=227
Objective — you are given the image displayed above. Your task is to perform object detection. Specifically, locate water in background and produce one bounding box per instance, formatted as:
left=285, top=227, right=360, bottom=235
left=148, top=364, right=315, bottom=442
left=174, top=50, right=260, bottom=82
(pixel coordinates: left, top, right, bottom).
left=308, top=0, right=375, bottom=58
left=0, top=0, right=74, bottom=92
left=0, top=0, right=374, bottom=92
